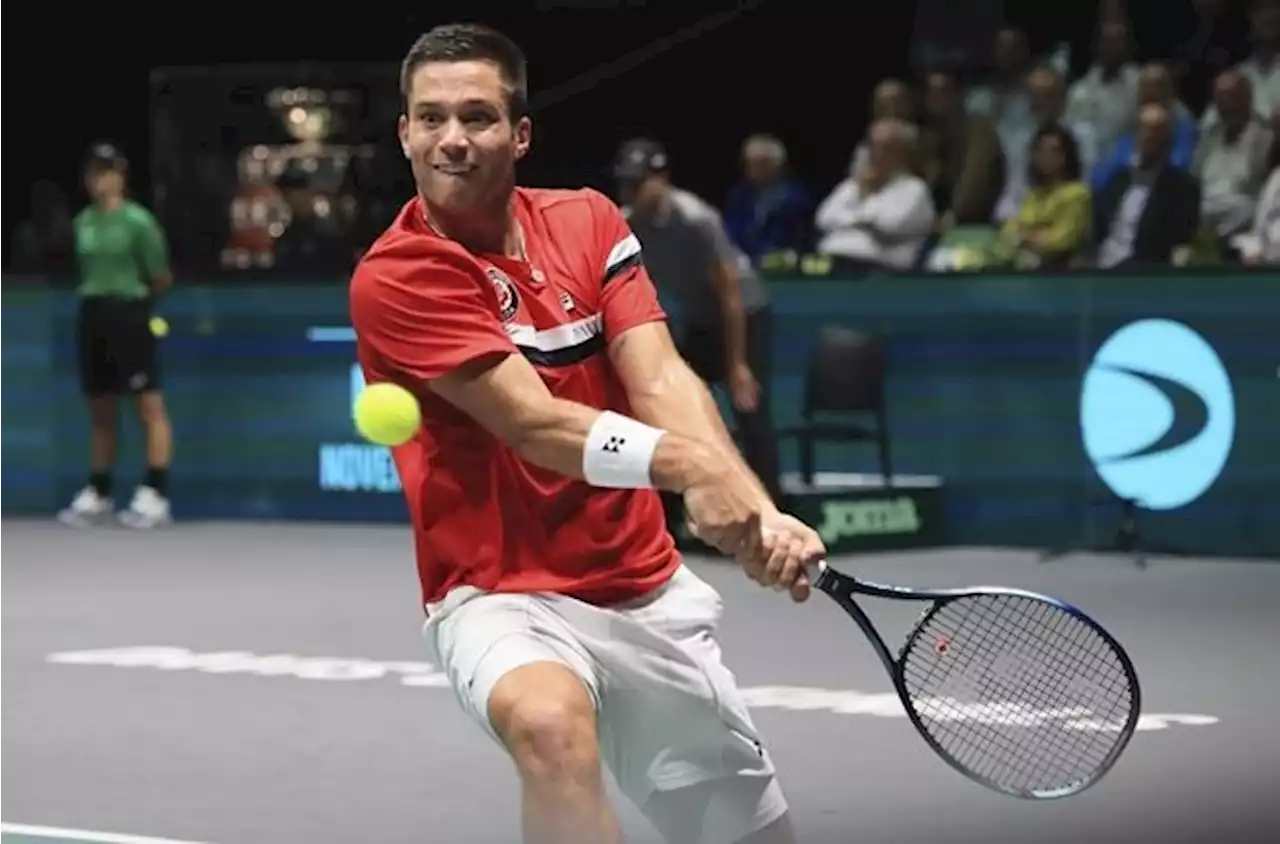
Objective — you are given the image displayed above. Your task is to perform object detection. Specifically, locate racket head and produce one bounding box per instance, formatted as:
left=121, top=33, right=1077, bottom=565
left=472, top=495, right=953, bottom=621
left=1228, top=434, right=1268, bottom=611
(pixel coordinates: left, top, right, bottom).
left=890, top=588, right=1141, bottom=800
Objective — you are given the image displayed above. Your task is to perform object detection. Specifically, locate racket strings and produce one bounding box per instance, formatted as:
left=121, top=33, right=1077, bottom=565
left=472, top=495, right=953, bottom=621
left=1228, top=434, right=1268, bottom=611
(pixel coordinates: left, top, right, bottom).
left=899, top=594, right=1135, bottom=796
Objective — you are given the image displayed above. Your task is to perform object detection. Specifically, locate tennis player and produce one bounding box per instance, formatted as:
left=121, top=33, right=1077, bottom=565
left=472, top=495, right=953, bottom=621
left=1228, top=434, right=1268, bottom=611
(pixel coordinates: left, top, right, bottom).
left=58, top=143, right=175, bottom=529
left=349, top=24, right=824, bottom=844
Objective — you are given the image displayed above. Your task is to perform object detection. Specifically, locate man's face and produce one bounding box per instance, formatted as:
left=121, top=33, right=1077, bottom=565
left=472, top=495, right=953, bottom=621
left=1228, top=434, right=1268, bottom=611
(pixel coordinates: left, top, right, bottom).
left=743, top=152, right=779, bottom=185
left=1137, top=65, right=1172, bottom=107
left=872, top=81, right=913, bottom=121
left=397, top=59, right=531, bottom=217
left=1252, top=5, right=1280, bottom=48
left=1213, top=74, right=1252, bottom=129
left=85, top=165, right=123, bottom=202
left=1136, top=106, right=1171, bottom=160
left=619, top=174, right=667, bottom=214
left=867, top=126, right=900, bottom=172
left=924, top=73, right=958, bottom=120
left=1028, top=70, right=1064, bottom=121
left=993, top=29, right=1028, bottom=75
left=1097, top=22, right=1129, bottom=68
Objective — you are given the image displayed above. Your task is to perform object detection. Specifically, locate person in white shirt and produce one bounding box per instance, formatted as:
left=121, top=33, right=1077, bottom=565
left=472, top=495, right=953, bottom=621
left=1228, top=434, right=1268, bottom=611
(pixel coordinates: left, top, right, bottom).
left=814, top=118, right=936, bottom=274
left=1066, top=19, right=1141, bottom=159
left=1193, top=70, right=1275, bottom=239
left=1240, top=164, right=1280, bottom=264
left=1204, top=1, right=1280, bottom=131
left=967, top=27, right=1036, bottom=156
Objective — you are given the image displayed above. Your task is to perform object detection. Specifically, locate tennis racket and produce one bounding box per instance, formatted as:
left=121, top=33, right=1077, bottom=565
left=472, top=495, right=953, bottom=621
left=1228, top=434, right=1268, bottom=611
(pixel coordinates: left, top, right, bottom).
left=811, top=560, right=1141, bottom=800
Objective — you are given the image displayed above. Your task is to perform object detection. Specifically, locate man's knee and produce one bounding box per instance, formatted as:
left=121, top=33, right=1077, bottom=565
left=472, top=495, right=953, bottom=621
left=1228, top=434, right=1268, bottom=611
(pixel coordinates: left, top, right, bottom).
left=488, top=661, right=600, bottom=784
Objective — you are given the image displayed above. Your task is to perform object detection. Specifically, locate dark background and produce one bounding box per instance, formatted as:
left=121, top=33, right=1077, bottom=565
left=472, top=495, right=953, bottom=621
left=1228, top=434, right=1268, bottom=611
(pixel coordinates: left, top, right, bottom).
left=6, top=0, right=1226, bottom=268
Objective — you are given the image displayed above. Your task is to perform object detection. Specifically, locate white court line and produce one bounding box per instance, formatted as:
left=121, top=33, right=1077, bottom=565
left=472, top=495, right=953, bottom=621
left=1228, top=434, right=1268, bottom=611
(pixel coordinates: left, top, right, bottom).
left=0, top=823, right=209, bottom=844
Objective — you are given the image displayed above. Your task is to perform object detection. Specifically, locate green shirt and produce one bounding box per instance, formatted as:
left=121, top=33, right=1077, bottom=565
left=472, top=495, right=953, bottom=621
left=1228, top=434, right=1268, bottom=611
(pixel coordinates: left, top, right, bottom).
left=74, top=200, right=170, bottom=299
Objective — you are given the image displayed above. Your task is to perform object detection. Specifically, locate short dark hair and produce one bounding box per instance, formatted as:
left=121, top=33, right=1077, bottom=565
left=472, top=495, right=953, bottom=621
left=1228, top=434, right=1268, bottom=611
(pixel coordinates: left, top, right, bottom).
left=400, top=23, right=529, bottom=118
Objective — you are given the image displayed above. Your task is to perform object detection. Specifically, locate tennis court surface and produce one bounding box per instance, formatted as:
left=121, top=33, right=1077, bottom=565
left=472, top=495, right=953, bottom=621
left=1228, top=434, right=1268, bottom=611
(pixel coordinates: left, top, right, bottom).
left=3, top=520, right=1278, bottom=843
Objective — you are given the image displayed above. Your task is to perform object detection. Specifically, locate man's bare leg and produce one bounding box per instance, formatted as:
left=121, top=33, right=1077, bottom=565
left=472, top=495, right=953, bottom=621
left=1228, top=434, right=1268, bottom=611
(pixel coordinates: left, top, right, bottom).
left=488, top=662, right=623, bottom=844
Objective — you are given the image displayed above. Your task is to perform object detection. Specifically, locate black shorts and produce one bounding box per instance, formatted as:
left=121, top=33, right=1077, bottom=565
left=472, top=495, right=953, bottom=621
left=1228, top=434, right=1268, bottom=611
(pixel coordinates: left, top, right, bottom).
left=77, top=296, right=161, bottom=396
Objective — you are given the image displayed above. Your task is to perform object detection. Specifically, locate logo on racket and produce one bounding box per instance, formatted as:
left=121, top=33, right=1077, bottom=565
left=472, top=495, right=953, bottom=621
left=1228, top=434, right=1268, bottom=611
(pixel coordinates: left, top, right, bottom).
left=1080, top=319, right=1235, bottom=510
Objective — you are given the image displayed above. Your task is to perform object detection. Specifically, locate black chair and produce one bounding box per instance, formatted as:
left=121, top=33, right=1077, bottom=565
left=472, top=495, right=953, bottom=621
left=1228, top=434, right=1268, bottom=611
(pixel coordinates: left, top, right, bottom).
left=778, top=326, right=893, bottom=490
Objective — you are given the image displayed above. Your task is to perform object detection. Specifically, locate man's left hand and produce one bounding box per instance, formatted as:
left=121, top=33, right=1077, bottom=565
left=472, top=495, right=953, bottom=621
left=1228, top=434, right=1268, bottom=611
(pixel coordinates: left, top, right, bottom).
left=740, top=511, right=827, bottom=603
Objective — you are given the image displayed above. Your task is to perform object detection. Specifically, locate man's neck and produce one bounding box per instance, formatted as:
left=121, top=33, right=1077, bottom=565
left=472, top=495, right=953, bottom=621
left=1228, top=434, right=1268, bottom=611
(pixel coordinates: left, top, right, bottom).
left=1098, top=63, right=1124, bottom=82
left=424, top=197, right=521, bottom=258
left=96, top=196, right=124, bottom=212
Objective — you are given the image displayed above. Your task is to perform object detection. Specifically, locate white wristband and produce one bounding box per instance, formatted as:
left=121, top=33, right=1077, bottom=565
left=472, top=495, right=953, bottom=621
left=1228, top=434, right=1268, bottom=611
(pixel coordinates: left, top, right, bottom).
left=583, top=411, right=667, bottom=489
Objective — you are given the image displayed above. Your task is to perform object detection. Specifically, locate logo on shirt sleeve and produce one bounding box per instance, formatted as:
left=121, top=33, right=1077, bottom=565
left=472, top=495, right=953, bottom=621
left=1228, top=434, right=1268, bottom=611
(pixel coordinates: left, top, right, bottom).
left=486, top=267, right=520, bottom=322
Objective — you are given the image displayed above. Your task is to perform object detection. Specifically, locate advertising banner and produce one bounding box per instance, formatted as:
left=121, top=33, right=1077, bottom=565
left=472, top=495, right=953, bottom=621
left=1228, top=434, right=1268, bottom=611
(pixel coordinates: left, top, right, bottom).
left=3, top=272, right=1276, bottom=557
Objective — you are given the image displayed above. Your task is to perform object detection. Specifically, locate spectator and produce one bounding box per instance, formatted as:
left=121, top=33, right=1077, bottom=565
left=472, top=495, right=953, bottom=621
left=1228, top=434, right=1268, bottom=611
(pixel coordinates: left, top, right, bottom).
left=814, top=118, right=936, bottom=274
left=1091, top=61, right=1200, bottom=192
left=852, top=79, right=919, bottom=174
left=1193, top=70, right=1275, bottom=242
left=919, top=70, right=1006, bottom=227
left=1094, top=103, right=1202, bottom=269
left=1174, top=0, right=1248, bottom=117
left=1238, top=140, right=1280, bottom=263
left=997, top=124, right=1092, bottom=269
left=966, top=28, right=1036, bottom=155
left=722, top=134, right=812, bottom=264
left=1066, top=18, right=1141, bottom=160
left=996, top=66, right=1102, bottom=221
left=1204, top=0, right=1280, bottom=130
left=614, top=138, right=782, bottom=506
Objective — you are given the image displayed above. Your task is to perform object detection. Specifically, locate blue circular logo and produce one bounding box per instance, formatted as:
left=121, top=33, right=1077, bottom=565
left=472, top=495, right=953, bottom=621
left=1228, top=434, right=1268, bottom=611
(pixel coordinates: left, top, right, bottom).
left=1080, top=319, right=1235, bottom=510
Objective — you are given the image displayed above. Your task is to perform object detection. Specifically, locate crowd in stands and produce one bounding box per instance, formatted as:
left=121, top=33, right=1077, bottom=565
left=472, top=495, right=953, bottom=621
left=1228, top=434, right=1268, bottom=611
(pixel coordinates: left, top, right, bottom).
left=723, top=1, right=1280, bottom=274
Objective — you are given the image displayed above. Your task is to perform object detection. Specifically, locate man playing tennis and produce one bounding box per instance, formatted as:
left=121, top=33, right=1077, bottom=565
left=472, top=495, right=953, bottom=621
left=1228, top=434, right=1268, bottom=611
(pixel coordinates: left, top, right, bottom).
left=349, top=23, right=825, bottom=844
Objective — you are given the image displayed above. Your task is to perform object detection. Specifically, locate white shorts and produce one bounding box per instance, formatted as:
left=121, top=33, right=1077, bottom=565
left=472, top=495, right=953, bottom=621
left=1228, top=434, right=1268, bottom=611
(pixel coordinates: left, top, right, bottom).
left=423, top=564, right=788, bottom=844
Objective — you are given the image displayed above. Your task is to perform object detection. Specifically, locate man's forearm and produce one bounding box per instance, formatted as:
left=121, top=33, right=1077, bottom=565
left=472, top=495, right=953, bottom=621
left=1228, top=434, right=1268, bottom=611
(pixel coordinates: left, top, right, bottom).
left=509, top=396, right=717, bottom=493
left=628, top=362, right=776, bottom=512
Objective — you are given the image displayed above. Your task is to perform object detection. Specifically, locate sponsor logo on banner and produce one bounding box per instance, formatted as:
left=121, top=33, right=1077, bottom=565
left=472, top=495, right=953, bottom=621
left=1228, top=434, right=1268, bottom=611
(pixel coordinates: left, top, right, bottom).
left=1080, top=319, right=1236, bottom=510
left=46, top=646, right=1218, bottom=733
left=818, top=496, right=922, bottom=543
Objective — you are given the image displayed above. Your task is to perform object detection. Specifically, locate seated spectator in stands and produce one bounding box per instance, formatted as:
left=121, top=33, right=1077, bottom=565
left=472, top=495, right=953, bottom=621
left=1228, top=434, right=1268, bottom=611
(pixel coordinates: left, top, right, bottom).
left=966, top=28, right=1036, bottom=156
left=1095, top=103, right=1202, bottom=268
left=814, top=119, right=935, bottom=275
left=722, top=134, right=812, bottom=264
left=996, top=67, right=1102, bottom=221
left=998, top=124, right=1092, bottom=269
left=1067, top=18, right=1141, bottom=160
left=1203, top=0, right=1280, bottom=131
left=920, top=70, right=1006, bottom=227
left=1091, top=62, right=1200, bottom=192
left=852, top=79, right=919, bottom=174
left=1236, top=136, right=1280, bottom=263
left=1193, top=70, right=1275, bottom=242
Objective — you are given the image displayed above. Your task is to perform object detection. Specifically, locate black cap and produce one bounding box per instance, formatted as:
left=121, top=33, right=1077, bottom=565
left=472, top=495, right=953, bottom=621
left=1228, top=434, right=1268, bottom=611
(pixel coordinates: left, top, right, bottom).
left=613, top=138, right=669, bottom=183
left=85, top=142, right=128, bottom=172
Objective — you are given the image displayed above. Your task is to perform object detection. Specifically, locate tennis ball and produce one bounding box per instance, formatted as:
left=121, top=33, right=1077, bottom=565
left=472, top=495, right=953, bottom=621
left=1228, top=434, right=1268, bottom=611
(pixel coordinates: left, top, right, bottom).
left=149, top=316, right=169, bottom=337
left=353, top=382, right=421, bottom=446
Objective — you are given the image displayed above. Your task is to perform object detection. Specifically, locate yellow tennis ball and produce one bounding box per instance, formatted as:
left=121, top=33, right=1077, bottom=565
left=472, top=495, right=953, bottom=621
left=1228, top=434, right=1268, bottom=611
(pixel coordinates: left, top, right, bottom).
left=353, top=382, right=421, bottom=446
left=149, top=316, right=169, bottom=337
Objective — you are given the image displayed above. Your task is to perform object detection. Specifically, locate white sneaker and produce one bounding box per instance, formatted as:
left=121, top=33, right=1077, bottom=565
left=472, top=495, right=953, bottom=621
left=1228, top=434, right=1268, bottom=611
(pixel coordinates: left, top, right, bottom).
left=58, top=487, right=115, bottom=527
left=118, top=486, right=173, bottom=529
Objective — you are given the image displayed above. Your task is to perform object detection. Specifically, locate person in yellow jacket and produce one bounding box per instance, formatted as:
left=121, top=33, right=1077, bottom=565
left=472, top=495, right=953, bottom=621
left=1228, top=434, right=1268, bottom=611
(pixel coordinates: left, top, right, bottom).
left=999, top=124, right=1092, bottom=269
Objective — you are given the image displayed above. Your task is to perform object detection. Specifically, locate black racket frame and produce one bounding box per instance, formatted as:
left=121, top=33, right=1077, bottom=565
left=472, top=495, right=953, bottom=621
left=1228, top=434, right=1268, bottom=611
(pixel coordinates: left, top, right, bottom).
left=811, top=560, right=1143, bottom=800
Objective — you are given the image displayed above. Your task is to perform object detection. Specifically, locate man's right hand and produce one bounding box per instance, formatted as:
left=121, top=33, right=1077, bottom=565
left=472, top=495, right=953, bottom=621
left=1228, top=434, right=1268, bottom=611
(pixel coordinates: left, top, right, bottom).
left=682, top=466, right=765, bottom=561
